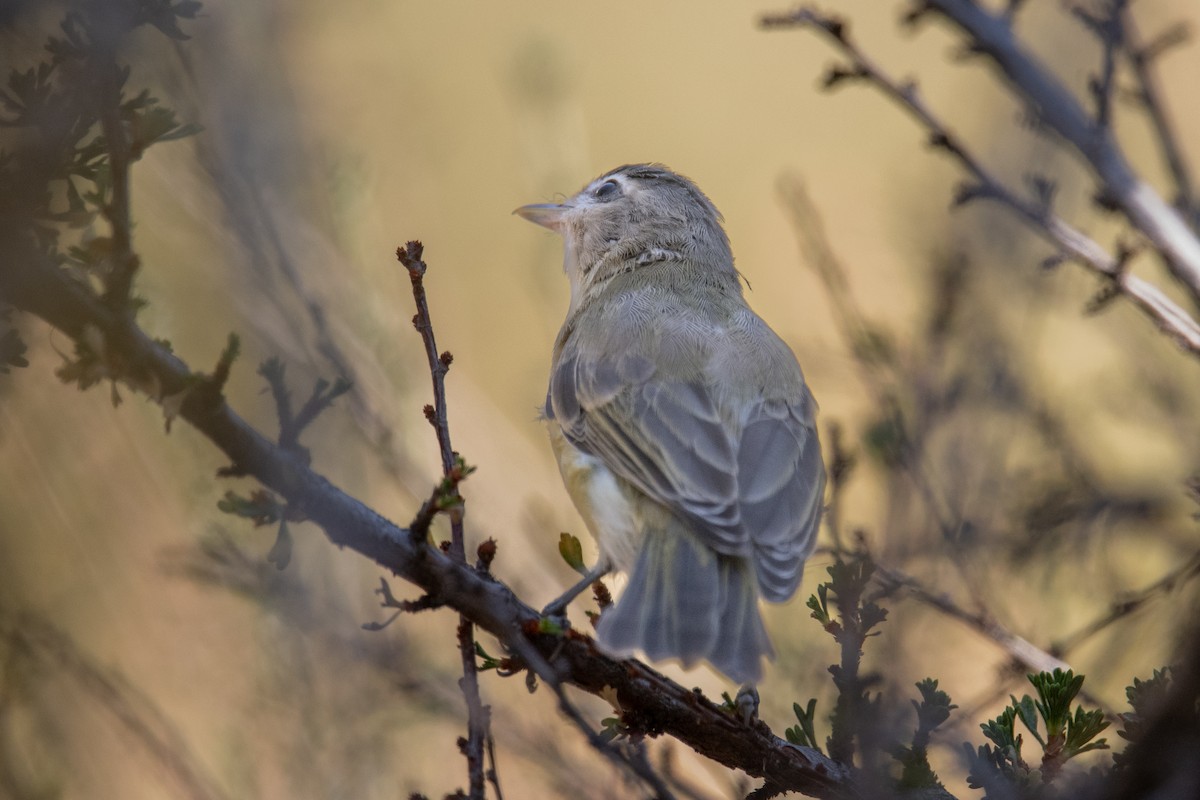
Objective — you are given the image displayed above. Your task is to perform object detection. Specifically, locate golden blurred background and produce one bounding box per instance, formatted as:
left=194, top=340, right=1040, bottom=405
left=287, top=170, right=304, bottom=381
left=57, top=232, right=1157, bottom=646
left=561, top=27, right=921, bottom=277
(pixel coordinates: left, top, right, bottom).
left=3, top=0, right=1200, bottom=797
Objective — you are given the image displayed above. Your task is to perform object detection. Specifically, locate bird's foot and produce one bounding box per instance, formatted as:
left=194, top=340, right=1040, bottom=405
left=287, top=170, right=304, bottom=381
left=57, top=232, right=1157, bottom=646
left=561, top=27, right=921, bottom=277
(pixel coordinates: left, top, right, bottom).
left=735, top=684, right=760, bottom=725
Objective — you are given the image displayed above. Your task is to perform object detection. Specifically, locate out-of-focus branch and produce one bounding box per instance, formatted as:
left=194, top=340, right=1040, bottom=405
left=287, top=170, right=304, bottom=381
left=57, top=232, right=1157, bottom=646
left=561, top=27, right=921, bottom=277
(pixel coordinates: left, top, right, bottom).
left=868, top=559, right=1070, bottom=675
left=761, top=7, right=1200, bottom=358
left=0, top=252, right=863, bottom=800
left=1124, top=15, right=1197, bottom=228
left=910, top=0, right=1200, bottom=306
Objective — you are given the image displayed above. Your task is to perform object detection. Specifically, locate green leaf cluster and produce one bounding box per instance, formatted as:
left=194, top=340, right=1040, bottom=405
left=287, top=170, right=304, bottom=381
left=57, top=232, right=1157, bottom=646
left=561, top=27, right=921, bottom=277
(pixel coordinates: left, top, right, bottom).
left=966, top=669, right=1109, bottom=794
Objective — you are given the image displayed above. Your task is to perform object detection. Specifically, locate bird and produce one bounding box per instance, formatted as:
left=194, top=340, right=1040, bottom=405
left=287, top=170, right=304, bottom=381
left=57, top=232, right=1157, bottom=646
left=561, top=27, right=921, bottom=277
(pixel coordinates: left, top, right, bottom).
left=514, top=164, right=825, bottom=685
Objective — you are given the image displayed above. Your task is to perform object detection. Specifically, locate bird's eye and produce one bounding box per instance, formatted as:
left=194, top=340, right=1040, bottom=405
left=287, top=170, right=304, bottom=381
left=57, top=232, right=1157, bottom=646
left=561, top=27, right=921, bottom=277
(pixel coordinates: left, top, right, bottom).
left=593, top=179, right=621, bottom=200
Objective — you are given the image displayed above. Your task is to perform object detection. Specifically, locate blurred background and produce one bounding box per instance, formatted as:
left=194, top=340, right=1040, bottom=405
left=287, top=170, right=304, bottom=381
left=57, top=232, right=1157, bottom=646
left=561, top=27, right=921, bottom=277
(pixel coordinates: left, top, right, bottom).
left=3, top=0, right=1200, bottom=797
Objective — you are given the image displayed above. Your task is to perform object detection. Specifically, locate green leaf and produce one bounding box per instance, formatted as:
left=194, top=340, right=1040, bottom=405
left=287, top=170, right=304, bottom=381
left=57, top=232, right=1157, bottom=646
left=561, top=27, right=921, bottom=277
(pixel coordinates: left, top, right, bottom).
left=980, top=706, right=1019, bottom=751
left=913, top=678, right=956, bottom=732
left=558, top=532, right=586, bottom=575
left=1012, top=693, right=1044, bottom=747
left=1064, top=706, right=1109, bottom=757
left=1028, top=669, right=1084, bottom=740
left=784, top=698, right=821, bottom=751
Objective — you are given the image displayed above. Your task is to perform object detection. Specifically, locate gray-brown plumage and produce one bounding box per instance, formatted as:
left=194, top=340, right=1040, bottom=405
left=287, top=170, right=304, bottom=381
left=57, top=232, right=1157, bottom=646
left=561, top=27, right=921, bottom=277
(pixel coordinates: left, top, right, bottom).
left=515, top=164, right=824, bottom=684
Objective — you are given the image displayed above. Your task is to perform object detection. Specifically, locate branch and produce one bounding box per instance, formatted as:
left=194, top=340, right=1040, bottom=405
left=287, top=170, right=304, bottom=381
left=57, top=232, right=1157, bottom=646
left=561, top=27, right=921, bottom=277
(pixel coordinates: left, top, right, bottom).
left=761, top=7, right=1200, bottom=358
left=397, top=242, right=458, bottom=509
left=0, top=252, right=862, bottom=800
left=916, top=0, right=1200, bottom=306
left=395, top=241, right=489, bottom=798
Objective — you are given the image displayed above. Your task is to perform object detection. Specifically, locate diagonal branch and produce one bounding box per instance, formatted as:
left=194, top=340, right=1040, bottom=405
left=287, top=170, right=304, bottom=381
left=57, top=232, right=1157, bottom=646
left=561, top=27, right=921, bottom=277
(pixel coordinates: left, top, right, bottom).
left=761, top=7, right=1200, bottom=358
left=913, top=0, right=1200, bottom=307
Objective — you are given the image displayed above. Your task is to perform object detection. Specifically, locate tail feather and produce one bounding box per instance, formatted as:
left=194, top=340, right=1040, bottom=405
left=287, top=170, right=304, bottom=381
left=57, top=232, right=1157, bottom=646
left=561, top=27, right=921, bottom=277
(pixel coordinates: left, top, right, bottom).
left=595, top=526, right=773, bottom=684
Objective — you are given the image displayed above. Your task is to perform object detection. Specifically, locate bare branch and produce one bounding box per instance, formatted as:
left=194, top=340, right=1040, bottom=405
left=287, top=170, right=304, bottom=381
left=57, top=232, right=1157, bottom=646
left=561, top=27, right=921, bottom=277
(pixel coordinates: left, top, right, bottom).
left=917, top=0, right=1200, bottom=307
left=397, top=240, right=488, bottom=798
left=1068, top=0, right=1128, bottom=131
left=761, top=7, right=1200, bottom=357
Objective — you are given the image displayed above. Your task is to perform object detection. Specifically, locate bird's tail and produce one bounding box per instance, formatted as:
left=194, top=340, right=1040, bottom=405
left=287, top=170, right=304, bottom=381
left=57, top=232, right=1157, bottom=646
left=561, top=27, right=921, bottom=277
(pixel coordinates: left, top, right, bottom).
left=595, top=525, right=773, bottom=685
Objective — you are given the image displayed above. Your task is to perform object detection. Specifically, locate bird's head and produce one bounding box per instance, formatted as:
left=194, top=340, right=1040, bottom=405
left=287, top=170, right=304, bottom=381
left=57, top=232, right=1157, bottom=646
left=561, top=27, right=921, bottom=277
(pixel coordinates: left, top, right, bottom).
left=515, top=164, right=735, bottom=307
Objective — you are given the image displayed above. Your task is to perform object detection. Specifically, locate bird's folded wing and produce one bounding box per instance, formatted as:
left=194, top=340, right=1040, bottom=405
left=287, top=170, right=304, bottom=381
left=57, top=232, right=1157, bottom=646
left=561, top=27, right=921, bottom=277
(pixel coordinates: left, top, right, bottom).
left=550, top=352, right=737, bottom=554
left=736, top=399, right=824, bottom=601
left=551, top=351, right=824, bottom=596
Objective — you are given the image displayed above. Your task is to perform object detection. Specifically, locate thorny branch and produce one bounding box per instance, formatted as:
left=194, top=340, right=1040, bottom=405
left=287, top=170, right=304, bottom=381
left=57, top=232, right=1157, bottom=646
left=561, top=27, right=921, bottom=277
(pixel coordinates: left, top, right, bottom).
left=760, top=7, right=1200, bottom=357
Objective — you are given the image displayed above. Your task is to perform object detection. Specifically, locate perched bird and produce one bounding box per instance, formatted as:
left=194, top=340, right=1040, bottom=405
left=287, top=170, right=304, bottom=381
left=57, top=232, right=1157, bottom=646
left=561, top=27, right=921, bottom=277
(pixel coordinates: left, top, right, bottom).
left=515, top=164, right=824, bottom=684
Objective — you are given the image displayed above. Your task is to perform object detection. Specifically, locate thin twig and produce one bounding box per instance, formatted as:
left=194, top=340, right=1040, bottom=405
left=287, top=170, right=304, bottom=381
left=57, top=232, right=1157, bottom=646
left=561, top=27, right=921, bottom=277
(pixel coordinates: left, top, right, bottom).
left=397, top=241, right=458, bottom=506
left=823, top=422, right=854, bottom=556
left=1069, top=0, right=1127, bottom=130
left=397, top=240, right=490, bottom=800
left=258, top=358, right=297, bottom=444
left=289, top=377, right=350, bottom=447
left=762, top=7, right=1200, bottom=357
left=1124, top=15, right=1197, bottom=227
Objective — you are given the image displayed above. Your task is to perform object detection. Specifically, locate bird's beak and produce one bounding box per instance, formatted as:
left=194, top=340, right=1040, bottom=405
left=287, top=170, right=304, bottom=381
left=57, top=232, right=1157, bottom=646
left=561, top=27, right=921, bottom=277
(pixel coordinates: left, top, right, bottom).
left=513, top=202, right=571, bottom=231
